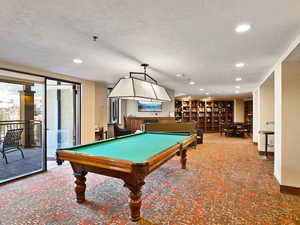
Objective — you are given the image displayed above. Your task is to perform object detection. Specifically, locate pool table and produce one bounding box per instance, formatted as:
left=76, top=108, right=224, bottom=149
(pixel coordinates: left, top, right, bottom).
left=56, top=132, right=197, bottom=221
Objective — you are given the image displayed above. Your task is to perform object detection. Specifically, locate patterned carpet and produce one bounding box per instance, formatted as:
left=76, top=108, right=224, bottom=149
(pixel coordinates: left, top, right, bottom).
left=1, top=134, right=300, bottom=225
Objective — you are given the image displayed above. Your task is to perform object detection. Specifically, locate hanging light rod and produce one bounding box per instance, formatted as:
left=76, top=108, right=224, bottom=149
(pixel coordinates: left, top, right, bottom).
left=108, top=64, right=171, bottom=102
left=129, top=64, right=157, bottom=84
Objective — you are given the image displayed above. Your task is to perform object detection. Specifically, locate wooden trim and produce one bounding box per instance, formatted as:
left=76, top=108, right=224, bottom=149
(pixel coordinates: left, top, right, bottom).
left=258, top=150, right=274, bottom=156
left=124, top=117, right=175, bottom=131
left=146, top=135, right=196, bottom=172
left=280, top=185, right=300, bottom=196
left=143, top=122, right=196, bottom=134
left=0, top=76, right=34, bottom=85
left=253, top=142, right=258, bottom=145
left=57, top=150, right=133, bottom=173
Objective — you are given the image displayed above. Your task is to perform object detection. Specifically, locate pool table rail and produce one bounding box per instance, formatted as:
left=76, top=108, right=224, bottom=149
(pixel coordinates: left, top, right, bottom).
left=146, top=134, right=195, bottom=172
left=57, top=150, right=133, bottom=174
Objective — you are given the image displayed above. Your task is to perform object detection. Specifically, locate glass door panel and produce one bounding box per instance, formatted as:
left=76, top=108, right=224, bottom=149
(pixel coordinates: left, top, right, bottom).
left=0, top=70, right=45, bottom=183
left=46, top=79, right=80, bottom=159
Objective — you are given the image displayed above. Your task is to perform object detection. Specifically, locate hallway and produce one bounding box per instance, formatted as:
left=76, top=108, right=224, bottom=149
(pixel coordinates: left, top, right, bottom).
left=0, top=134, right=299, bottom=225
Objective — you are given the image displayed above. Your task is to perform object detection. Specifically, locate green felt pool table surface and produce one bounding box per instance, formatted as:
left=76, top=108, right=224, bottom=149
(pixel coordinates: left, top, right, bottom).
left=62, top=132, right=191, bottom=163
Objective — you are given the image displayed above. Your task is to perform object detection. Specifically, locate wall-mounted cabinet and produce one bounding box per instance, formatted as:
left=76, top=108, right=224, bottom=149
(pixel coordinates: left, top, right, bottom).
left=175, top=99, right=234, bottom=133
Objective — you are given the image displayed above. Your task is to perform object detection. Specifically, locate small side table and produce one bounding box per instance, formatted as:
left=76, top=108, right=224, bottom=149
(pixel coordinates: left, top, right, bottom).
left=259, top=130, right=274, bottom=159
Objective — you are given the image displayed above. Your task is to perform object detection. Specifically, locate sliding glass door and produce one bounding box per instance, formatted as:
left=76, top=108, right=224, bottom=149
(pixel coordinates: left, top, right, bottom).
left=46, top=79, right=80, bottom=159
left=0, top=69, right=81, bottom=183
left=0, top=70, right=45, bottom=183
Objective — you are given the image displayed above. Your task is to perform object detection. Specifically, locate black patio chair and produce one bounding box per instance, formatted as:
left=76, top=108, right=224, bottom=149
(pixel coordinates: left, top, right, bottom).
left=0, top=128, right=24, bottom=164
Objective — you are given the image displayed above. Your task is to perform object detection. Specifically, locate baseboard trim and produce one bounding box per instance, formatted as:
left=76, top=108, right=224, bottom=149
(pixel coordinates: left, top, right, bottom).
left=258, top=151, right=274, bottom=156
left=280, top=185, right=300, bottom=196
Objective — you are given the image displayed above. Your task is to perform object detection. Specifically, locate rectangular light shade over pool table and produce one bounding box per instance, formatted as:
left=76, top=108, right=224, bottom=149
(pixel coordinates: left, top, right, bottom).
left=56, top=132, right=197, bottom=222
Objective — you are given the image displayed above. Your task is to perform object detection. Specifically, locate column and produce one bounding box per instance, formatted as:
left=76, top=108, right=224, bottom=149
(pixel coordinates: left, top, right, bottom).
left=233, top=99, right=245, bottom=123
left=258, top=74, right=274, bottom=152
left=19, top=85, right=35, bottom=148
left=275, top=61, right=300, bottom=189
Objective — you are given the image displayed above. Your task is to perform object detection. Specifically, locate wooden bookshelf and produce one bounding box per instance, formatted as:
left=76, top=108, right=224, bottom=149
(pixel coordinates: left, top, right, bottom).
left=175, top=99, right=234, bottom=133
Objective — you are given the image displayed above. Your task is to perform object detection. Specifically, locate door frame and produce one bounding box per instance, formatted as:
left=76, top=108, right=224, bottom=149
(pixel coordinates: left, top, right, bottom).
left=0, top=68, right=81, bottom=178
left=45, top=78, right=81, bottom=169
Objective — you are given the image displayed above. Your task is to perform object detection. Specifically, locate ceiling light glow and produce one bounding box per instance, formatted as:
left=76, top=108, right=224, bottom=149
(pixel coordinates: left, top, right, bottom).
left=235, top=62, right=245, bottom=68
left=73, top=58, right=83, bottom=64
left=235, top=24, right=251, bottom=33
left=205, top=92, right=209, bottom=95
left=235, top=77, right=242, bottom=81
left=235, top=86, right=240, bottom=89
left=189, top=81, right=195, bottom=85
left=199, top=88, right=204, bottom=91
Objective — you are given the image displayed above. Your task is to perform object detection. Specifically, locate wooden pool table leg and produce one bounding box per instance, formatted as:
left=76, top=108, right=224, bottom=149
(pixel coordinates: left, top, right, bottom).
left=124, top=181, right=145, bottom=221
left=178, top=143, right=187, bottom=169
left=124, top=163, right=148, bottom=222
left=180, top=149, right=187, bottom=169
left=74, top=171, right=88, bottom=203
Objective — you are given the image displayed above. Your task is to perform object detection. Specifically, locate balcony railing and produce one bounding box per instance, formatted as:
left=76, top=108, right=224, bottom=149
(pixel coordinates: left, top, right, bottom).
left=0, top=120, right=42, bottom=147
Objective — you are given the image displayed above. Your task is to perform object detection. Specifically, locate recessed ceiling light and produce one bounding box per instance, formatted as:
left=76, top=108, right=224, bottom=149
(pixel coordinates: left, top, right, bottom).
left=235, top=86, right=241, bottom=89
left=189, top=81, right=195, bottom=85
left=205, top=92, right=209, bottom=95
left=73, top=58, right=83, bottom=64
left=235, top=77, right=242, bottom=82
left=199, top=88, right=204, bottom=91
left=176, top=74, right=183, bottom=77
left=235, top=62, right=245, bottom=68
left=235, top=90, right=240, bottom=94
left=235, top=24, right=251, bottom=33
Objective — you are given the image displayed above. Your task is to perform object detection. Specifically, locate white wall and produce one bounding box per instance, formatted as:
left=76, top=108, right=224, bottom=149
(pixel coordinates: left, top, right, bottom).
left=124, top=89, right=175, bottom=117
left=258, top=74, right=274, bottom=151
left=94, top=82, right=108, bottom=128
left=274, top=63, right=282, bottom=183
left=280, top=62, right=300, bottom=187
left=252, top=88, right=260, bottom=143
left=253, top=33, right=300, bottom=188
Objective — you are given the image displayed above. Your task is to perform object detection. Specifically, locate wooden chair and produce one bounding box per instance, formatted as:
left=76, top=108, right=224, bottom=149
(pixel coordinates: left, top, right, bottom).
left=223, top=123, right=235, bottom=137
left=235, top=124, right=248, bottom=137
left=1, top=128, right=24, bottom=164
left=95, top=127, right=104, bottom=141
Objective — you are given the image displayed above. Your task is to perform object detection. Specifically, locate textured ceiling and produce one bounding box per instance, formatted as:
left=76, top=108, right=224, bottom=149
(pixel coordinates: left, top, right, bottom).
left=0, top=0, right=300, bottom=97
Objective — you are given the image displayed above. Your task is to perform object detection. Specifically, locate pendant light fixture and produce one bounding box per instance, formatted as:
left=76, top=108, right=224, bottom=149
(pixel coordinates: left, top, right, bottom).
left=108, top=64, right=171, bottom=102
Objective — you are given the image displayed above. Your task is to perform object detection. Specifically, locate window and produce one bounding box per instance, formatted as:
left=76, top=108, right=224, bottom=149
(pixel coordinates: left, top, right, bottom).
left=109, top=98, right=119, bottom=124
left=0, top=82, right=22, bottom=121
left=108, top=88, right=121, bottom=124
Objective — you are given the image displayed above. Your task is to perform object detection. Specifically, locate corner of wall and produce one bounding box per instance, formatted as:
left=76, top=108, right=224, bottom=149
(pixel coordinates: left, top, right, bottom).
left=274, top=63, right=282, bottom=184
